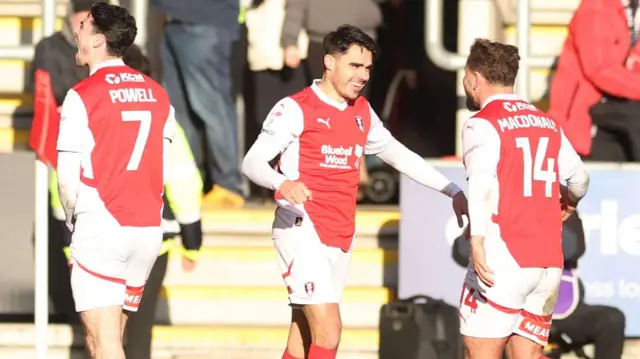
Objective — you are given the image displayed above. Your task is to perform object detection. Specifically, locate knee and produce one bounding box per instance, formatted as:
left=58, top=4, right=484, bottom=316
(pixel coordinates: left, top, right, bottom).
left=601, top=307, right=626, bottom=331
left=312, top=317, right=342, bottom=349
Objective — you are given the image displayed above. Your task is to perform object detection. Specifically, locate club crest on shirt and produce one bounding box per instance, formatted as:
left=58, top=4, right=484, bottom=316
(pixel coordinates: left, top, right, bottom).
left=304, top=282, right=315, bottom=296
left=355, top=116, right=364, bottom=132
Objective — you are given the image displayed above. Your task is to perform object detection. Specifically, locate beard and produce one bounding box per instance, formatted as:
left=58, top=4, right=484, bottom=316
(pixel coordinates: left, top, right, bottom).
left=465, top=90, right=481, bottom=112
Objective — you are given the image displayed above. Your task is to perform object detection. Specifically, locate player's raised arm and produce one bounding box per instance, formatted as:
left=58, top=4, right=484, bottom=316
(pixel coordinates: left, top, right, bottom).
left=366, top=105, right=468, bottom=226
left=242, top=97, right=303, bottom=192
left=461, top=117, right=501, bottom=238
left=558, top=129, right=589, bottom=220
left=56, top=89, right=91, bottom=230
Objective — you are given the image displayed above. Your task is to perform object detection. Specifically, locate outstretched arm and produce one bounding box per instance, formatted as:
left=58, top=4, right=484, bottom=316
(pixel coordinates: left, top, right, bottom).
left=366, top=104, right=462, bottom=197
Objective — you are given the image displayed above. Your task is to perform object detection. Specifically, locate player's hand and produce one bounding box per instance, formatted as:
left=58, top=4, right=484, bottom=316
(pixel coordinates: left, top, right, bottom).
left=470, top=236, right=494, bottom=287
left=182, top=256, right=196, bottom=272
left=452, top=191, right=469, bottom=228
left=560, top=185, right=577, bottom=222
left=284, top=46, right=301, bottom=68
left=278, top=180, right=312, bottom=205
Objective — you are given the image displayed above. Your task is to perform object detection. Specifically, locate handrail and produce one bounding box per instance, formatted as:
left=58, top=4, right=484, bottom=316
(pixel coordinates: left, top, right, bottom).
left=425, top=0, right=557, bottom=72
left=424, top=0, right=466, bottom=71
left=132, top=0, right=148, bottom=50
left=516, top=0, right=530, bottom=99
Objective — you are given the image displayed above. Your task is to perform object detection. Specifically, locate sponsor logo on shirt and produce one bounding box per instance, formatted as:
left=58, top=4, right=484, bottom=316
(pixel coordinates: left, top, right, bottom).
left=320, top=144, right=363, bottom=169
left=317, top=117, right=331, bottom=129
left=105, top=72, right=145, bottom=85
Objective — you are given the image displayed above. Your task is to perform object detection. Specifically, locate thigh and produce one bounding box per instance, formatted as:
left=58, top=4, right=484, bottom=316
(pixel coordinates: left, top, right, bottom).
left=459, top=280, right=521, bottom=340
left=514, top=268, right=562, bottom=346
left=328, top=246, right=352, bottom=303
left=273, top=209, right=337, bottom=305
left=124, top=253, right=167, bottom=358
left=70, top=212, right=129, bottom=312
left=123, top=227, right=163, bottom=312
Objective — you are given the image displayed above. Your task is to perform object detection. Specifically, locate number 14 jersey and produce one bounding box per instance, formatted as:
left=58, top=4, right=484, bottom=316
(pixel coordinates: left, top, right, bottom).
left=462, top=94, right=582, bottom=268
left=57, top=60, right=175, bottom=227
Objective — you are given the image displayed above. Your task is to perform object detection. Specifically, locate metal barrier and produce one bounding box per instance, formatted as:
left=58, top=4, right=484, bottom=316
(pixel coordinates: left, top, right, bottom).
left=424, top=0, right=558, bottom=98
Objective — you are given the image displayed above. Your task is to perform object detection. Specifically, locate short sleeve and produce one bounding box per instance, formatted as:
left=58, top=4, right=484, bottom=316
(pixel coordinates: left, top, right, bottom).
left=57, top=89, right=92, bottom=153
left=164, top=105, right=177, bottom=142
left=259, top=97, right=304, bottom=150
left=462, top=117, right=501, bottom=179
left=365, top=103, right=393, bottom=155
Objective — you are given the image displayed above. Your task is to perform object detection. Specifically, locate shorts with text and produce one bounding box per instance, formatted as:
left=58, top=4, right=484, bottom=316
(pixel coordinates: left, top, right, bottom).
left=459, top=266, right=561, bottom=346
left=272, top=208, right=352, bottom=306
left=69, top=210, right=162, bottom=312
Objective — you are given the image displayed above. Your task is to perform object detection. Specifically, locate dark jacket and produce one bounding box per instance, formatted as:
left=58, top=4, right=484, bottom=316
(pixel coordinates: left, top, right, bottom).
left=548, top=0, right=640, bottom=156
left=25, top=32, right=88, bottom=106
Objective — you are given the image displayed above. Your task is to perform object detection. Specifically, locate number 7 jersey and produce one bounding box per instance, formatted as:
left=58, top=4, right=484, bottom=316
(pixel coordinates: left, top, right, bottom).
left=462, top=94, right=582, bottom=268
left=57, top=61, right=175, bottom=227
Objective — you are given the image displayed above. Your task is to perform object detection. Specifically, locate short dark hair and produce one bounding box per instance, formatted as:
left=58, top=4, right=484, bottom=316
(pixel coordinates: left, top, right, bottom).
left=90, top=1, right=137, bottom=57
left=322, top=25, right=379, bottom=60
left=123, top=44, right=150, bottom=76
left=466, top=38, right=520, bottom=87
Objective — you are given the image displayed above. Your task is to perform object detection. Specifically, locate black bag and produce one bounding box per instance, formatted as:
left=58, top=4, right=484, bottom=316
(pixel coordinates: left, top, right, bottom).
left=379, top=295, right=464, bottom=359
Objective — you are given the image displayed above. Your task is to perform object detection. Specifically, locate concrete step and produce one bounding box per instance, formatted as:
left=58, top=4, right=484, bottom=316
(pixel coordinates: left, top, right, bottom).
left=199, top=207, right=399, bottom=237
left=502, top=25, right=566, bottom=100
left=0, top=2, right=69, bottom=18
left=0, top=60, right=30, bottom=94
left=0, top=16, right=64, bottom=47
left=497, top=0, right=578, bottom=26
left=4, top=323, right=640, bottom=359
left=163, top=244, right=398, bottom=288
left=503, top=25, right=567, bottom=58
left=0, top=323, right=379, bottom=351
left=155, top=285, right=393, bottom=327
left=0, top=347, right=378, bottom=359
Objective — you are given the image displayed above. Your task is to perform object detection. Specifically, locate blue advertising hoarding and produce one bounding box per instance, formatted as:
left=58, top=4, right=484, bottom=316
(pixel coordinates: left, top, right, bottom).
left=399, top=161, right=640, bottom=336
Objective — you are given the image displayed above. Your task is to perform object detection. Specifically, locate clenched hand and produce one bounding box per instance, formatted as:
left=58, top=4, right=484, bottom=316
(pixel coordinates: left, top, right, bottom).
left=278, top=180, right=312, bottom=205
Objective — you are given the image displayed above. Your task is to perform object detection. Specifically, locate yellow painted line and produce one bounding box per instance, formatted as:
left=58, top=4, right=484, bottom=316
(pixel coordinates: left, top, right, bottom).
left=0, top=17, right=64, bottom=31
left=0, top=59, right=31, bottom=79
left=152, top=325, right=379, bottom=346
left=0, top=128, right=29, bottom=146
left=0, top=93, right=34, bottom=108
left=159, top=285, right=396, bottom=303
left=504, top=25, right=568, bottom=37
left=202, top=209, right=400, bottom=228
left=168, top=245, right=398, bottom=264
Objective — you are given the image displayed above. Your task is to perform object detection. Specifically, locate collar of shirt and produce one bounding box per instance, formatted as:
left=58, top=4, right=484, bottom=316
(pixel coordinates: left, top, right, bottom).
left=481, top=93, right=519, bottom=109
left=311, top=80, right=349, bottom=111
left=90, top=58, right=126, bottom=76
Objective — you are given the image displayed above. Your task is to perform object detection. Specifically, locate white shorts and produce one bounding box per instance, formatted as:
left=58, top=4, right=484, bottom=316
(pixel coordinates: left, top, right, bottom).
left=272, top=208, right=352, bottom=306
left=459, top=266, right=562, bottom=346
left=69, top=210, right=162, bottom=312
